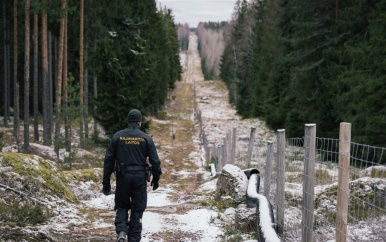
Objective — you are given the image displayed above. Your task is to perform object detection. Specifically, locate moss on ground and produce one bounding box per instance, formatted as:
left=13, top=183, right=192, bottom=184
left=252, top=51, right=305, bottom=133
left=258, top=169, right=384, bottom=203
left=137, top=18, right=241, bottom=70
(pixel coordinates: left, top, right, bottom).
left=0, top=152, right=78, bottom=203
left=63, top=168, right=102, bottom=183
left=0, top=199, right=52, bottom=226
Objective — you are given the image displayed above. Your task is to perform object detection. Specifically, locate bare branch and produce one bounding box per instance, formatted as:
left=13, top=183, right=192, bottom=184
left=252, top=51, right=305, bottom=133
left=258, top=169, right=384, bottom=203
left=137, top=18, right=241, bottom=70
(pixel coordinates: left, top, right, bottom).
left=0, top=183, right=46, bottom=206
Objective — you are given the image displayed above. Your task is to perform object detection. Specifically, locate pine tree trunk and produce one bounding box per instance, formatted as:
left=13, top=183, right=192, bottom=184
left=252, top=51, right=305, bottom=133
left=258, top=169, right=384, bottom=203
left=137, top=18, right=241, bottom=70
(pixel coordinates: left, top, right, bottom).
left=63, top=14, right=70, bottom=152
left=41, top=0, right=50, bottom=145
left=48, top=31, right=53, bottom=136
left=7, top=37, right=11, bottom=116
left=33, top=3, right=39, bottom=142
left=7, top=38, right=11, bottom=121
left=13, top=0, right=20, bottom=147
left=92, top=38, right=98, bottom=139
left=84, top=7, right=89, bottom=139
left=24, top=0, right=31, bottom=152
left=93, top=74, right=97, bottom=139
left=55, top=0, right=66, bottom=158
left=79, top=0, right=84, bottom=147
left=3, top=0, right=8, bottom=128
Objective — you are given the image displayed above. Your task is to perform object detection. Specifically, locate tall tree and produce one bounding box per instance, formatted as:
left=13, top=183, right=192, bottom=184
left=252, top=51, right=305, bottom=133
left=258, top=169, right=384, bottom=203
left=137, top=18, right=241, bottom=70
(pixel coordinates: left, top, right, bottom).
left=24, top=0, right=31, bottom=152
left=33, top=0, right=39, bottom=141
left=233, top=0, right=257, bottom=117
left=91, top=0, right=181, bottom=135
left=41, top=0, right=50, bottom=145
left=89, top=0, right=98, bottom=140
left=3, top=0, right=9, bottom=128
left=196, top=22, right=228, bottom=80
left=250, top=0, right=292, bottom=130
left=63, top=6, right=70, bottom=152
left=162, top=9, right=182, bottom=87
left=84, top=5, right=89, bottom=139
left=13, top=0, right=20, bottom=147
left=79, top=0, right=84, bottom=147
left=54, top=0, right=66, bottom=157
left=220, top=0, right=251, bottom=108
left=48, top=31, right=53, bottom=136
left=335, top=0, right=385, bottom=146
left=92, top=41, right=98, bottom=140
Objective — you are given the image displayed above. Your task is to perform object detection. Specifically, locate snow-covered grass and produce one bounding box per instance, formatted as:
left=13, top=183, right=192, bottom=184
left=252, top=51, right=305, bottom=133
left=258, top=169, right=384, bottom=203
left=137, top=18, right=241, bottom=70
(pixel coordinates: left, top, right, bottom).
left=2, top=33, right=385, bottom=242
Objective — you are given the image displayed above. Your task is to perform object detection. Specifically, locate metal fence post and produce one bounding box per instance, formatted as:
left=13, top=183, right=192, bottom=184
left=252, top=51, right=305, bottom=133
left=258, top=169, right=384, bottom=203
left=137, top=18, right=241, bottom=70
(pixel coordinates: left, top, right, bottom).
left=264, top=141, right=274, bottom=198
left=302, top=124, right=316, bottom=242
left=336, top=122, right=351, bottom=242
left=276, top=129, right=286, bottom=236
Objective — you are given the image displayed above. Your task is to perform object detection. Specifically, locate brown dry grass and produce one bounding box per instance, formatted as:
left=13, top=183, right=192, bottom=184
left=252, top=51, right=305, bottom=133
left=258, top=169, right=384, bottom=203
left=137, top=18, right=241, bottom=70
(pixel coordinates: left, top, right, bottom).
left=147, top=81, right=201, bottom=194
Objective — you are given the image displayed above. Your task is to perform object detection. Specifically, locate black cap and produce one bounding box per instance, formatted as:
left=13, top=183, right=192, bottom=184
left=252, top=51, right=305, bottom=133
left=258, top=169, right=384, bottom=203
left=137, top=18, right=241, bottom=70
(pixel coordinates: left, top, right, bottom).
left=127, top=109, right=142, bottom=122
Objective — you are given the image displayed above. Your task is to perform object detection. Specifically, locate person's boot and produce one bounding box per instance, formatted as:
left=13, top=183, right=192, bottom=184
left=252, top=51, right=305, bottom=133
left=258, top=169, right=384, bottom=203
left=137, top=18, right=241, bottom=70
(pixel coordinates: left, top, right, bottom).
left=116, top=231, right=126, bottom=242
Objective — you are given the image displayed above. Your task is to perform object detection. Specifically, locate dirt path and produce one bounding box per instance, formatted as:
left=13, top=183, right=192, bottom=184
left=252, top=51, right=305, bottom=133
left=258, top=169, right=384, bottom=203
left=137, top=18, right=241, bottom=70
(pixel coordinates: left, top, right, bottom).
left=0, top=33, right=215, bottom=242
left=2, top=33, right=272, bottom=242
left=68, top=33, right=224, bottom=242
left=81, top=32, right=272, bottom=242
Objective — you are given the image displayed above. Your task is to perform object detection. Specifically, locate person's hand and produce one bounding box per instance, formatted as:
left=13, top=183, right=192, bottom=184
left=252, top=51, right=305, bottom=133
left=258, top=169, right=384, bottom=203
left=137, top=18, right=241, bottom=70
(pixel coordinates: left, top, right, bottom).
left=151, top=174, right=160, bottom=191
left=102, top=183, right=111, bottom=195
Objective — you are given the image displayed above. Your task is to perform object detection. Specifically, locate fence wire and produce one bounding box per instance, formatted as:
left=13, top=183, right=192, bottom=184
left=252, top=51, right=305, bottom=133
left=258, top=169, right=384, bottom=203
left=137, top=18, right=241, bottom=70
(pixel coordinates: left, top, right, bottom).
left=204, top=119, right=386, bottom=241
left=268, top=137, right=386, bottom=241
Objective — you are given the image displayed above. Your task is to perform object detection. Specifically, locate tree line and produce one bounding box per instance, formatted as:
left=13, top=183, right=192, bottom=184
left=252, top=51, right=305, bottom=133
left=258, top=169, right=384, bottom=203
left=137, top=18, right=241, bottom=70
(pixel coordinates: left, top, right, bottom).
left=220, top=0, right=386, bottom=147
left=196, top=21, right=229, bottom=80
left=1, top=0, right=181, bottom=155
left=177, top=23, right=190, bottom=52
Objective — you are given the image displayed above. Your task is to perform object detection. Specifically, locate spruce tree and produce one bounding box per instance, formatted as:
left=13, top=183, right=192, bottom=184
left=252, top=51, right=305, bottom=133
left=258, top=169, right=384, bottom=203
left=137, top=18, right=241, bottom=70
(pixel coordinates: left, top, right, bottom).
left=336, top=0, right=385, bottom=146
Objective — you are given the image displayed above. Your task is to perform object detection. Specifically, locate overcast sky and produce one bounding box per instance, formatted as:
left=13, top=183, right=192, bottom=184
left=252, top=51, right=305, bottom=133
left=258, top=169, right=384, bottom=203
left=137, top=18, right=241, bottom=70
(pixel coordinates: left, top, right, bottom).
left=157, top=0, right=236, bottom=27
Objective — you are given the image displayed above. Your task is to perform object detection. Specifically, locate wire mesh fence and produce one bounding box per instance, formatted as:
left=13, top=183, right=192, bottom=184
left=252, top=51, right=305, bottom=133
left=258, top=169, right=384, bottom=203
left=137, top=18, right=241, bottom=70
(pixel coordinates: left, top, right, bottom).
left=204, top=121, right=386, bottom=241
left=265, top=126, right=386, bottom=241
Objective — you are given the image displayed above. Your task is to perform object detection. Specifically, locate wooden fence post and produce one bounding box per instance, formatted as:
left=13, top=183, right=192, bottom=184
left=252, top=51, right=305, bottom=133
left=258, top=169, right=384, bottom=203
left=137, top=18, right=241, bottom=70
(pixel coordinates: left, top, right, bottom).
left=276, top=129, right=285, bottom=236
left=336, top=122, right=351, bottom=242
left=264, top=141, right=274, bottom=198
left=219, top=145, right=223, bottom=171
left=170, top=120, right=174, bottom=147
left=302, top=124, right=316, bottom=242
left=202, top=130, right=209, bottom=163
left=247, top=127, right=256, bottom=168
left=220, top=144, right=225, bottom=171
left=222, top=138, right=227, bottom=168
left=231, top=127, right=237, bottom=164
left=211, top=145, right=217, bottom=169
left=226, top=131, right=232, bottom=164
left=198, top=110, right=202, bottom=138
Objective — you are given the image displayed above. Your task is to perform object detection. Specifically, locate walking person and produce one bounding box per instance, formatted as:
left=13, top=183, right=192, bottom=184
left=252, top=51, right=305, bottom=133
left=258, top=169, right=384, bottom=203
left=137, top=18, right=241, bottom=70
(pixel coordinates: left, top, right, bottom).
left=102, top=109, right=162, bottom=242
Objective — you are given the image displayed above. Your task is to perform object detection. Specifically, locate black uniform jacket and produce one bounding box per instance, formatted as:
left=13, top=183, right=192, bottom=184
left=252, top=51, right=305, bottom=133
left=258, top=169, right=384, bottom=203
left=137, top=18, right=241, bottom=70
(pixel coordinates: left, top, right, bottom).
left=103, top=123, right=162, bottom=186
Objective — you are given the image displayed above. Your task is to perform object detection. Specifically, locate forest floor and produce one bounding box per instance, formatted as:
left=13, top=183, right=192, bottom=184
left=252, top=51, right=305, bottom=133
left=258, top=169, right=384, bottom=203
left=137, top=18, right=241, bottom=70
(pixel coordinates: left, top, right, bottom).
left=2, top=33, right=385, bottom=242
left=0, top=33, right=273, bottom=242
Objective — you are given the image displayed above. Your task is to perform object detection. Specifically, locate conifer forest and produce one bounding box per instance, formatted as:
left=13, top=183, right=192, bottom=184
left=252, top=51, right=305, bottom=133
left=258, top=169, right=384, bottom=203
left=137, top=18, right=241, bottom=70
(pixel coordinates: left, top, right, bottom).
left=218, top=0, right=386, bottom=150
left=0, top=0, right=181, bottom=153
left=2, top=0, right=386, bottom=160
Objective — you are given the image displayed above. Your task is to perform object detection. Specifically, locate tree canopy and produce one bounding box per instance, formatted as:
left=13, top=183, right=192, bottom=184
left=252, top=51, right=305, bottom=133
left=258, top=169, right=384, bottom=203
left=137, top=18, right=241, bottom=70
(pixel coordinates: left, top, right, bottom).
left=1, top=0, right=182, bottom=140
left=220, top=0, right=386, bottom=147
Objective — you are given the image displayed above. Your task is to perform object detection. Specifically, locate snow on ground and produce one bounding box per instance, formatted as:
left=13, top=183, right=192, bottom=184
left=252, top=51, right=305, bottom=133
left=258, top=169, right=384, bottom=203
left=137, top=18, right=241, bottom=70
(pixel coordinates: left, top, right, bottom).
left=6, top=33, right=384, bottom=242
left=82, top=193, right=115, bottom=209
left=142, top=208, right=222, bottom=242
left=142, top=181, right=224, bottom=241
left=126, top=33, right=268, bottom=242
left=79, top=178, right=223, bottom=241
left=2, top=33, right=384, bottom=242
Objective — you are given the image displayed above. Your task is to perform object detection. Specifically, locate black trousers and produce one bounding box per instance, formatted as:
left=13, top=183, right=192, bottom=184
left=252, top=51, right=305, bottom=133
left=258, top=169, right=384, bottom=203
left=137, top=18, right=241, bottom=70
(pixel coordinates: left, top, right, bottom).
left=115, top=172, right=147, bottom=242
